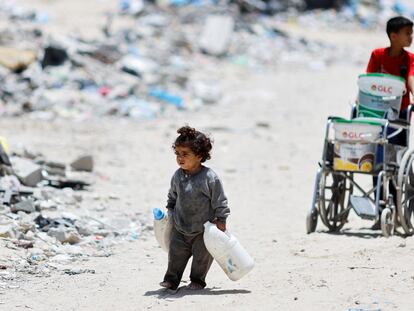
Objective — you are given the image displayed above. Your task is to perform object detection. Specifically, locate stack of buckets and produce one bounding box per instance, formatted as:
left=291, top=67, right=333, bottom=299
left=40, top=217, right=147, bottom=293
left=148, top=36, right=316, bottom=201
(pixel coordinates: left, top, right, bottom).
left=357, top=73, right=406, bottom=120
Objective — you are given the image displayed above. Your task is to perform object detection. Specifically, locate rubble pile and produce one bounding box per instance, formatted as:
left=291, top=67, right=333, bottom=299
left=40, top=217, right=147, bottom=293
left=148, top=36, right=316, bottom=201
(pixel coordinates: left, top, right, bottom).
left=0, top=146, right=147, bottom=293
left=0, top=0, right=404, bottom=120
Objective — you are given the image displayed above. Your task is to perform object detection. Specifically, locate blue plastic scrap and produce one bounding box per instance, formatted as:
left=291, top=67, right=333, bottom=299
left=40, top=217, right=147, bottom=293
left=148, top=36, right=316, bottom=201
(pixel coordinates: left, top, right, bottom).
left=149, top=88, right=184, bottom=109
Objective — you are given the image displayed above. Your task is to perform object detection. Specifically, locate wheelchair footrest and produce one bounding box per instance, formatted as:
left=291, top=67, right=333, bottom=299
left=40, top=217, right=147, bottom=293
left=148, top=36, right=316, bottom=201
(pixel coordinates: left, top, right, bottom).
left=350, top=195, right=376, bottom=220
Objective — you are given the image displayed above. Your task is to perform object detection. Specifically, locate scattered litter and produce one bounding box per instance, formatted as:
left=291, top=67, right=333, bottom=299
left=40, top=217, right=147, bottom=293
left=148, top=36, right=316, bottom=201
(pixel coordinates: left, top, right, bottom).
left=63, top=268, right=96, bottom=275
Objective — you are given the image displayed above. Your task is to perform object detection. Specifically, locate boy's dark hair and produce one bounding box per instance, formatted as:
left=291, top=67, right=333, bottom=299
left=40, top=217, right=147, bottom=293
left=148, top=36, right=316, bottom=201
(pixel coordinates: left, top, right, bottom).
left=387, top=16, right=413, bottom=38
left=173, top=126, right=212, bottom=162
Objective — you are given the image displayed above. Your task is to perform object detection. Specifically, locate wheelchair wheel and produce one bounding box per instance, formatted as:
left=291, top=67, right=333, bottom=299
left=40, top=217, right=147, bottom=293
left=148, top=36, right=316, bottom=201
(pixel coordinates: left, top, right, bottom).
left=307, top=169, right=322, bottom=234
left=306, top=208, right=318, bottom=234
left=397, top=150, right=414, bottom=235
left=318, top=170, right=352, bottom=232
left=381, top=207, right=394, bottom=237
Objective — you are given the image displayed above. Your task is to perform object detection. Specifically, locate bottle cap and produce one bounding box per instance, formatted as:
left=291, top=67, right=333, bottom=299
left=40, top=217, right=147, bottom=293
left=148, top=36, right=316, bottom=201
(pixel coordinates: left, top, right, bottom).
left=153, top=208, right=165, bottom=220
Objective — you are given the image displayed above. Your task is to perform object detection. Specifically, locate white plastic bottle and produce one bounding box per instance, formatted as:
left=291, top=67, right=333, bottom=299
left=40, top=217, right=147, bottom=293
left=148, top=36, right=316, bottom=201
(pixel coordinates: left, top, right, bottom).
left=153, top=208, right=173, bottom=252
left=203, top=221, right=254, bottom=281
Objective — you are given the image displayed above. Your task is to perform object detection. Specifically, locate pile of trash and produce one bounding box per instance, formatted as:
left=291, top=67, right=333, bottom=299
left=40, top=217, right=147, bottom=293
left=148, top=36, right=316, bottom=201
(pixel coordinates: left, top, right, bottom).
left=0, top=0, right=392, bottom=120
left=0, top=141, right=147, bottom=293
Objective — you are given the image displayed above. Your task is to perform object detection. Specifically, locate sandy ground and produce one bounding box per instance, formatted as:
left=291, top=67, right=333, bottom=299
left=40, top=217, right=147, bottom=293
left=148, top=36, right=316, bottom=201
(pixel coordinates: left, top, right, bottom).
left=2, top=1, right=414, bottom=310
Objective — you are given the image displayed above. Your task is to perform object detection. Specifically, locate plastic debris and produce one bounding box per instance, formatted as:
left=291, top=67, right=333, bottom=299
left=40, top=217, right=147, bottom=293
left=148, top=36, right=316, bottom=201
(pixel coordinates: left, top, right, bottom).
left=199, top=15, right=234, bottom=56
left=0, top=47, right=37, bottom=72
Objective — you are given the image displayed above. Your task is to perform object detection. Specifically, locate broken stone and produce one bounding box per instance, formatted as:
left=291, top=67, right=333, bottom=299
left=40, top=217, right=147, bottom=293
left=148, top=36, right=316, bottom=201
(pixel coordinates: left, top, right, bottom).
left=89, top=44, right=122, bottom=64
left=10, top=200, right=35, bottom=213
left=10, top=157, right=43, bottom=187
left=47, top=227, right=81, bottom=244
left=46, top=227, right=67, bottom=242
left=70, top=155, right=94, bottom=172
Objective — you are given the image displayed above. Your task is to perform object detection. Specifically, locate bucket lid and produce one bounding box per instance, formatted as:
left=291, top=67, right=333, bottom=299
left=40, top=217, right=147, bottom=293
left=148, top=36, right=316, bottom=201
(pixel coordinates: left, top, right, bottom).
left=332, top=117, right=383, bottom=127
left=358, top=73, right=406, bottom=97
left=358, top=73, right=405, bottom=83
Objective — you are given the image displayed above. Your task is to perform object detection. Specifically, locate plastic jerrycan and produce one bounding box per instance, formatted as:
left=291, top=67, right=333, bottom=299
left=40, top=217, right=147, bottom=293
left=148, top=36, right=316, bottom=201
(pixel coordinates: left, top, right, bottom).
left=153, top=208, right=173, bottom=252
left=203, top=221, right=254, bottom=281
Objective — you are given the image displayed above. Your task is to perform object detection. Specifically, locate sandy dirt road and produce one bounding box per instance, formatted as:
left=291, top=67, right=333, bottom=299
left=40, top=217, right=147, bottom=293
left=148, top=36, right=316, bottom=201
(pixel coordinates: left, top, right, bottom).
left=2, top=1, right=414, bottom=310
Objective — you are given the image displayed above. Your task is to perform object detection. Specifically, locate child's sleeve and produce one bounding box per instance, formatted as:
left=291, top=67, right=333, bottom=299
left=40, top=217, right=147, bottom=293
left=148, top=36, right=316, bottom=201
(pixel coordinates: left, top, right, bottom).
left=210, top=177, right=230, bottom=222
left=366, top=51, right=378, bottom=73
left=166, top=175, right=177, bottom=210
left=408, top=55, right=414, bottom=77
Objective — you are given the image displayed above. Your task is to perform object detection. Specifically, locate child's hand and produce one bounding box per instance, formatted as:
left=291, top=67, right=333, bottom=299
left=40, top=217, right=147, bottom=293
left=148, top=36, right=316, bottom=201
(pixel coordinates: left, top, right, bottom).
left=215, top=220, right=226, bottom=232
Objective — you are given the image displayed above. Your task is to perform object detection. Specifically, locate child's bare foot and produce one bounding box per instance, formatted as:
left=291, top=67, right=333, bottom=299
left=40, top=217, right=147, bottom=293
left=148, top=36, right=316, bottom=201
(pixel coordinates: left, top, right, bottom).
left=159, top=281, right=174, bottom=289
left=187, top=282, right=204, bottom=290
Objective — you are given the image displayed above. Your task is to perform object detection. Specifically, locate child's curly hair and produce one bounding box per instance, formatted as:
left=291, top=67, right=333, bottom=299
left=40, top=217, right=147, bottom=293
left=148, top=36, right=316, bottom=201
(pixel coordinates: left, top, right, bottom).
left=173, top=126, right=212, bottom=162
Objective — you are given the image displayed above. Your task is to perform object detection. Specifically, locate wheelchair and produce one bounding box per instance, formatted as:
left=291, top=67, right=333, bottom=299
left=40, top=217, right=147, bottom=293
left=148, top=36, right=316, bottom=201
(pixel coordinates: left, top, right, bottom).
left=307, top=73, right=414, bottom=237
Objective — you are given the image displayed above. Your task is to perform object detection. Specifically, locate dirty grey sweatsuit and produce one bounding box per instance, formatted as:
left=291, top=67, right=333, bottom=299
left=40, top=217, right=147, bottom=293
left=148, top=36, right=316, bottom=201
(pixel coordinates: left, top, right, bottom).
left=163, top=166, right=230, bottom=289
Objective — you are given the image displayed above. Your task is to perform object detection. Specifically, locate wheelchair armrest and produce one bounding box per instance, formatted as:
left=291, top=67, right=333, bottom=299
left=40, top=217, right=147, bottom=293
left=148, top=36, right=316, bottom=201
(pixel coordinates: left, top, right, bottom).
left=327, top=116, right=345, bottom=121
left=385, top=162, right=399, bottom=172
left=389, top=119, right=409, bottom=127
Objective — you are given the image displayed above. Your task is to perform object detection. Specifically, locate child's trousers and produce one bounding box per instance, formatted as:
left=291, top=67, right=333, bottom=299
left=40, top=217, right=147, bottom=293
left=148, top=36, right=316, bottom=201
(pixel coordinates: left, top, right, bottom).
left=163, top=225, right=213, bottom=290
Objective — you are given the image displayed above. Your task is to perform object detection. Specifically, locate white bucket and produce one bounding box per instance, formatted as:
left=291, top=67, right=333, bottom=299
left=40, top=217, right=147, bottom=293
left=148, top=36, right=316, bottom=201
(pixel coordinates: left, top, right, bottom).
left=358, top=73, right=406, bottom=97
left=203, top=222, right=254, bottom=281
left=332, top=120, right=382, bottom=172
left=358, top=91, right=402, bottom=120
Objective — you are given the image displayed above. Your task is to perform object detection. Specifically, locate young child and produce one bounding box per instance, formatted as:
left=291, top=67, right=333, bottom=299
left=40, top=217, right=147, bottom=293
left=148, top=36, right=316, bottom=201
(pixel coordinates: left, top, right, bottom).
left=160, top=125, right=230, bottom=291
left=366, top=16, right=414, bottom=119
